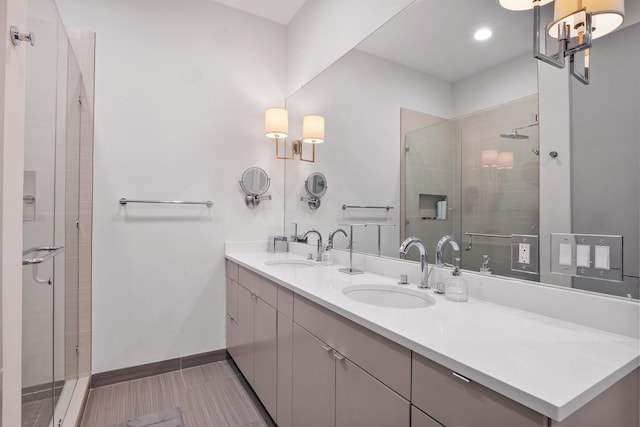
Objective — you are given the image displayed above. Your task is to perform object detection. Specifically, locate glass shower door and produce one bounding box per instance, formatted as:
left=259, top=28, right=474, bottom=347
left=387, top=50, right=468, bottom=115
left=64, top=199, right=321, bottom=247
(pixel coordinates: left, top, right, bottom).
left=21, top=0, right=81, bottom=424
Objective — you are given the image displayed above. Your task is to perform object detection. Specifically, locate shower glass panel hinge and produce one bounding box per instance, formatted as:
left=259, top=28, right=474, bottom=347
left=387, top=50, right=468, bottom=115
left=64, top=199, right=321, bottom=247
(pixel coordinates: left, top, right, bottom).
left=10, top=26, right=35, bottom=46
left=76, top=221, right=80, bottom=230
left=405, top=147, right=410, bottom=153
left=76, top=345, right=79, bottom=355
left=78, top=96, right=82, bottom=105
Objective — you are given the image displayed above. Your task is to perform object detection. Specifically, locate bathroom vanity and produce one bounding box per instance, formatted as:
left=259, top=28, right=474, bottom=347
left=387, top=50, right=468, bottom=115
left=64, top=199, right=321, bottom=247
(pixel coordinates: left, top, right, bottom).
left=225, top=243, right=639, bottom=427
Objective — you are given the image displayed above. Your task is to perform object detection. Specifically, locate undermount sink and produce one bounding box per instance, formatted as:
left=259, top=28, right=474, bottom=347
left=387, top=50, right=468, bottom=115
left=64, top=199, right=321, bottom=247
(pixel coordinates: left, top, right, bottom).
left=264, top=259, right=316, bottom=268
left=343, top=285, right=435, bottom=309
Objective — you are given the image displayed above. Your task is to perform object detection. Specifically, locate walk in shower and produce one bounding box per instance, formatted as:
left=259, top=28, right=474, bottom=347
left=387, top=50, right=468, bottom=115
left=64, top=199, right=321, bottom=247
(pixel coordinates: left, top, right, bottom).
left=21, top=0, right=93, bottom=424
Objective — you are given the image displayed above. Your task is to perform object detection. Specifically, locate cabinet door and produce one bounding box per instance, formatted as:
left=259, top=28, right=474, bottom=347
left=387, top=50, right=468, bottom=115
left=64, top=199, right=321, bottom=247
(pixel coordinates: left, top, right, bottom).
left=292, top=324, right=335, bottom=427
left=336, top=356, right=410, bottom=427
left=277, top=312, right=293, bottom=427
left=234, top=285, right=255, bottom=385
left=411, top=406, right=443, bottom=427
left=226, top=276, right=238, bottom=321
left=253, top=297, right=277, bottom=420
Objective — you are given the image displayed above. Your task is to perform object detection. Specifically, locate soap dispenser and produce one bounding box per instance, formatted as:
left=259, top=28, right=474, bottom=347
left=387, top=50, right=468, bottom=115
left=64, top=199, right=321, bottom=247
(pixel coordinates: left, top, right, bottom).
left=445, top=258, right=468, bottom=302
left=479, top=255, right=492, bottom=275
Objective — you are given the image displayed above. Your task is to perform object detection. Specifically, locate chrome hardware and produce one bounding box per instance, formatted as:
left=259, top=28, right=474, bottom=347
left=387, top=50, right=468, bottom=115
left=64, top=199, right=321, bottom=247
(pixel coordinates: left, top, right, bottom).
left=23, top=195, right=36, bottom=203
left=22, top=246, right=65, bottom=265
left=322, top=344, right=333, bottom=352
left=549, top=151, right=559, bottom=159
left=333, top=351, right=345, bottom=361
left=327, top=228, right=348, bottom=251
left=435, top=235, right=461, bottom=267
left=119, top=198, right=213, bottom=207
left=342, top=204, right=393, bottom=211
left=464, top=232, right=512, bottom=251
left=10, top=26, right=35, bottom=46
left=399, top=237, right=430, bottom=288
left=300, top=195, right=320, bottom=210
left=338, top=225, right=364, bottom=275
left=452, top=372, right=471, bottom=383
left=302, top=229, right=323, bottom=262
left=239, top=167, right=271, bottom=208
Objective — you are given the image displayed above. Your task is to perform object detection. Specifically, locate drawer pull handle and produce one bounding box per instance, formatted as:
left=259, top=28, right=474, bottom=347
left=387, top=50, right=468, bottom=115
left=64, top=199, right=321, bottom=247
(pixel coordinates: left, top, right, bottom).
left=322, top=344, right=333, bottom=352
left=452, top=372, right=471, bottom=383
left=333, top=351, right=345, bottom=361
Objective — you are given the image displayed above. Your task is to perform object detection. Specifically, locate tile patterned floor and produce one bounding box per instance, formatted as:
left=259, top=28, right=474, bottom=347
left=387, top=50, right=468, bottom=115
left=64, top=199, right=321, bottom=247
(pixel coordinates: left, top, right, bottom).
left=80, top=360, right=270, bottom=427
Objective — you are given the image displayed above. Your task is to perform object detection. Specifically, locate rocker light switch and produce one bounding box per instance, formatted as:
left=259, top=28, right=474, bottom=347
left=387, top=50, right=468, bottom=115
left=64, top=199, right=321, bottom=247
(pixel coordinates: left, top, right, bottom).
left=576, top=244, right=590, bottom=268
left=559, top=243, right=572, bottom=266
left=594, top=245, right=610, bottom=270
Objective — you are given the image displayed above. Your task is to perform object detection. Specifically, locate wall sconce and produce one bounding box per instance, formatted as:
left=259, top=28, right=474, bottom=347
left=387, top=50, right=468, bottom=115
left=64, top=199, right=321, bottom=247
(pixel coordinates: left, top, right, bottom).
left=264, top=107, right=325, bottom=163
left=498, top=0, right=625, bottom=85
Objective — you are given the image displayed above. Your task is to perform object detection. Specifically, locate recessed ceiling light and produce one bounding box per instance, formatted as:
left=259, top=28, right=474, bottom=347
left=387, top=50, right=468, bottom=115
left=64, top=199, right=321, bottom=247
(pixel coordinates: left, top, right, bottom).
left=474, top=27, right=493, bottom=41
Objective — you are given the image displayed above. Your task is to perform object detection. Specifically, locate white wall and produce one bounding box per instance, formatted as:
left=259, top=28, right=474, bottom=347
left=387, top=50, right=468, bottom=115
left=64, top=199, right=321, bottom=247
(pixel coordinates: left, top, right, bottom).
left=452, top=53, right=538, bottom=118
left=287, top=0, right=414, bottom=97
left=56, top=0, right=287, bottom=373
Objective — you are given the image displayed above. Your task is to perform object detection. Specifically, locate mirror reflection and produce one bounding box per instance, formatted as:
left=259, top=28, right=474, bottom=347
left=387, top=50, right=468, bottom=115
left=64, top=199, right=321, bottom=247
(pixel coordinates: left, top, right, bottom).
left=300, top=172, right=328, bottom=210
left=284, top=0, right=639, bottom=299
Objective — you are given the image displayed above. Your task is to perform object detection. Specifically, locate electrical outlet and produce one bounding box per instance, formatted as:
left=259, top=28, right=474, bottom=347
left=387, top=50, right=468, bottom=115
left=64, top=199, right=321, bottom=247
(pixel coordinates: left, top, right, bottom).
left=519, top=243, right=530, bottom=264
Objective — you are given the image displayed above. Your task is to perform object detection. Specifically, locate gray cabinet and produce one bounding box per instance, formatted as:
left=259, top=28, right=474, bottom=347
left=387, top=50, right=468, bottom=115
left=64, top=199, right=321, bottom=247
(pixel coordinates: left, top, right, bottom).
left=233, top=284, right=255, bottom=386
left=336, top=356, right=410, bottom=427
left=411, top=406, right=443, bottom=427
left=412, top=353, right=545, bottom=427
left=225, top=262, right=278, bottom=419
left=292, top=323, right=336, bottom=427
left=253, top=296, right=277, bottom=419
left=277, top=310, right=293, bottom=427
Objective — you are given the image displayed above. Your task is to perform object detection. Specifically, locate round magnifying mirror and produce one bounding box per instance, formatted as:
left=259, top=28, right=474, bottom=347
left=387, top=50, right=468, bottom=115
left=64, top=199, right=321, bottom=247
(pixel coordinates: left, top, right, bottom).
left=240, top=167, right=270, bottom=196
left=305, top=172, right=327, bottom=198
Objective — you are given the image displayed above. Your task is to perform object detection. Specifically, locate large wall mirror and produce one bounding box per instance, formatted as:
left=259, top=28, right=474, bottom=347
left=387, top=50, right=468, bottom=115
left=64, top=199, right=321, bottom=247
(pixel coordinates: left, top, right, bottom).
left=284, top=0, right=639, bottom=300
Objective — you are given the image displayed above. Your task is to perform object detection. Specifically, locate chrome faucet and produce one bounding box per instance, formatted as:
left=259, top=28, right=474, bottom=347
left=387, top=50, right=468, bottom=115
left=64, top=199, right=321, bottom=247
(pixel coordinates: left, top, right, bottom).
left=435, top=235, right=461, bottom=267
left=326, top=228, right=348, bottom=250
left=302, top=229, right=323, bottom=261
left=399, top=236, right=429, bottom=289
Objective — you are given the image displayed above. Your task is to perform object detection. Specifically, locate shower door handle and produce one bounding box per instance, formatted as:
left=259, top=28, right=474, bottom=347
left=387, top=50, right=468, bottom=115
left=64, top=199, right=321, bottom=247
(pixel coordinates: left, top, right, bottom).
left=22, top=245, right=65, bottom=265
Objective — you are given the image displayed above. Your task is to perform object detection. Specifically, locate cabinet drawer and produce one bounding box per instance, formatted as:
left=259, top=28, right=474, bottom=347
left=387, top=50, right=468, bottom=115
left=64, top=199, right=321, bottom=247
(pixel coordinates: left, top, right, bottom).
left=225, top=259, right=239, bottom=282
left=294, top=294, right=411, bottom=400
left=412, top=353, right=545, bottom=427
left=278, top=286, right=294, bottom=318
left=238, top=266, right=277, bottom=307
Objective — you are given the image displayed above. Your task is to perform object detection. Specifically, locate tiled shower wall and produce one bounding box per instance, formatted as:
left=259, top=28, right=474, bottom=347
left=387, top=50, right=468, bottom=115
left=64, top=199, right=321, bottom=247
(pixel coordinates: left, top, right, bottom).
left=67, top=27, right=94, bottom=381
left=458, top=95, right=539, bottom=279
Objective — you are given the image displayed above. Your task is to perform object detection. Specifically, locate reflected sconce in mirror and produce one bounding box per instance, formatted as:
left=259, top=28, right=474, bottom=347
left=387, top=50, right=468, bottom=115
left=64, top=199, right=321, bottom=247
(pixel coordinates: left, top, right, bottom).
left=498, top=0, right=625, bottom=84
left=300, top=172, right=327, bottom=210
left=239, top=167, right=272, bottom=208
left=264, top=107, right=325, bottom=163
left=481, top=149, right=499, bottom=168
left=498, top=152, right=514, bottom=170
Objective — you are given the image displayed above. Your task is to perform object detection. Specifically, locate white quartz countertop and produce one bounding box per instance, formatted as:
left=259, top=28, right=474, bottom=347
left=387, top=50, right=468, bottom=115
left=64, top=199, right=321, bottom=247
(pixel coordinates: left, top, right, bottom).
left=225, top=249, right=640, bottom=422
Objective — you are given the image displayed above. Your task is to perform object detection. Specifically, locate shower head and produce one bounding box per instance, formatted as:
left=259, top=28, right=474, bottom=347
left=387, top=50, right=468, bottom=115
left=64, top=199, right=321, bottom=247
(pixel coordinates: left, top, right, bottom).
left=500, top=129, right=529, bottom=139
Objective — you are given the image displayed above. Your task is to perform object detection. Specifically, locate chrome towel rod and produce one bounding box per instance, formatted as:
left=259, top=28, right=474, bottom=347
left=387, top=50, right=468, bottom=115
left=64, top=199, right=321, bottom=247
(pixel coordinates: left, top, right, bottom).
left=119, top=198, right=213, bottom=207
left=464, top=232, right=512, bottom=251
left=342, top=204, right=394, bottom=211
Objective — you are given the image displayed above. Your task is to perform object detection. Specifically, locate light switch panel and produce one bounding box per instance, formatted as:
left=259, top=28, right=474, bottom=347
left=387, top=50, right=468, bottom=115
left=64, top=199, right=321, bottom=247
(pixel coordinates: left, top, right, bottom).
left=551, top=233, right=622, bottom=282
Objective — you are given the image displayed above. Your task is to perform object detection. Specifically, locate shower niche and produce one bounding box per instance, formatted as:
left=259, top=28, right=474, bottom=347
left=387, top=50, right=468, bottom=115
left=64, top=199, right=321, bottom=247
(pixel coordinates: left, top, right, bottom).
left=418, top=194, right=448, bottom=221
